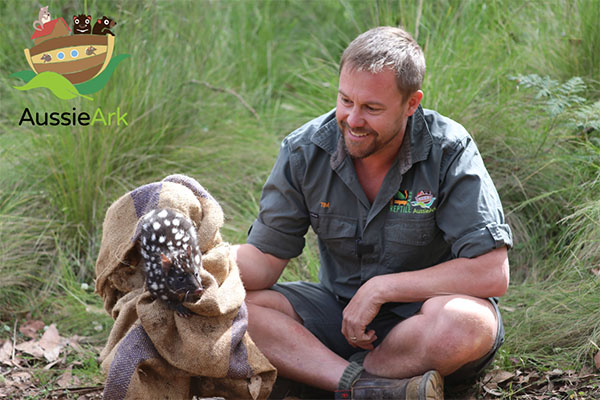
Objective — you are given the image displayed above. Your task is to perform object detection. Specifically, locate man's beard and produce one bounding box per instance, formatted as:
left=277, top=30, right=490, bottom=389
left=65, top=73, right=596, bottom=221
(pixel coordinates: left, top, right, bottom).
left=339, top=121, right=393, bottom=159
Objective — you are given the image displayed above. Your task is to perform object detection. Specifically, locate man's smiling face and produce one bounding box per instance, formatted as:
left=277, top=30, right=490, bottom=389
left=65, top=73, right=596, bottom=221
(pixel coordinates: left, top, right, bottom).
left=336, top=66, right=421, bottom=161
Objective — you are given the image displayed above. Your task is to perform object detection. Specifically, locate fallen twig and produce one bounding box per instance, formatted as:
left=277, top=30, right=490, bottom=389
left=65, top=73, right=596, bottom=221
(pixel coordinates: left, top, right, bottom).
left=11, top=319, right=17, bottom=366
left=49, top=385, right=104, bottom=394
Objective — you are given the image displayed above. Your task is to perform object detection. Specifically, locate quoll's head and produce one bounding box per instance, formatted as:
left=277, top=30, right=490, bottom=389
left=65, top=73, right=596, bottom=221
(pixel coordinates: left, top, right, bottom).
left=139, top=208, right=204, bottom=301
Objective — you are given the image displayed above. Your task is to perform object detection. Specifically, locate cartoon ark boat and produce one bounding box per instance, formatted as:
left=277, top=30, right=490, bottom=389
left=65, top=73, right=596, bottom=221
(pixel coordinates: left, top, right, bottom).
left=24, top=17, right=114, bottom=84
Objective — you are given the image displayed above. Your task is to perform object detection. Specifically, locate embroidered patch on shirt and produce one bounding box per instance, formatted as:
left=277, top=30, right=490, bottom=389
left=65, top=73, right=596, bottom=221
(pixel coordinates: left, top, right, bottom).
left=389, top=190, right=437, bottom=214
left=411, top=190, right=436, bottom=209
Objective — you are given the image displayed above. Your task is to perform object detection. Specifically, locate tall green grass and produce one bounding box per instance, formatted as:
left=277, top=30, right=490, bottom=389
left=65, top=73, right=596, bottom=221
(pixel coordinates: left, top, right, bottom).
left=1, top=0, right=599, bottom=378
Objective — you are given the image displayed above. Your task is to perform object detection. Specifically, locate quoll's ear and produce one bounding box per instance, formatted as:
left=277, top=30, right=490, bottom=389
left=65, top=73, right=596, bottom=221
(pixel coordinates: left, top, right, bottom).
left=160, top=253, right=172, bottom=274
left=97, top=19, right=102, bottom=24
left=88, top=15, right=91, bottom=20
left=73, top=16, right=77, bottom=21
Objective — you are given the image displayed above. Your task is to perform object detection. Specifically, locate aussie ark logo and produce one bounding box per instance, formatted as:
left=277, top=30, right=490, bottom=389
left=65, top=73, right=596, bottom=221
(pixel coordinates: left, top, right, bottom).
left=10, top=6, right=129, bottom=102
left=10, top=6, right=131, bottom=126
left=390, top=190, right=436, bottom=214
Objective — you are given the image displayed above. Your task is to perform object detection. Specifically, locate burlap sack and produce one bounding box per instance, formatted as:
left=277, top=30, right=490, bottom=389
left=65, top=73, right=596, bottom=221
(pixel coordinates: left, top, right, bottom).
left=95, top=174, right=276, bottom=399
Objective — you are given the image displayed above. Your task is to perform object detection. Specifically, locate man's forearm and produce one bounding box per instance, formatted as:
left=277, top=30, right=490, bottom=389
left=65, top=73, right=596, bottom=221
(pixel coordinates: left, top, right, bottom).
left=370, top=247, right=510, bottom=305
left=232, top=243, right=289, bottom=290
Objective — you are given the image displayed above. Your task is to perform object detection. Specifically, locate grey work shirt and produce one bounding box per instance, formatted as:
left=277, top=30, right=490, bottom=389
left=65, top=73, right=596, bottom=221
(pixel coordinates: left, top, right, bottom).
left=248, top=105, right=512, bottom=315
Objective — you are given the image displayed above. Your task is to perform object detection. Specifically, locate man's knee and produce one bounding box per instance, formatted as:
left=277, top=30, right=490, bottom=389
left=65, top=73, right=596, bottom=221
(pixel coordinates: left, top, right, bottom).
left=422, top=295, right=498, bottom=366
left=246, top=289, right=302, bottom=322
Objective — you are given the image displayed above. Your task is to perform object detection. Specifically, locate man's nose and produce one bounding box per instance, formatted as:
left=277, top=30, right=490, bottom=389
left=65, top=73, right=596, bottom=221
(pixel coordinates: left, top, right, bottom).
left=346, top=107, right=365, bottom=128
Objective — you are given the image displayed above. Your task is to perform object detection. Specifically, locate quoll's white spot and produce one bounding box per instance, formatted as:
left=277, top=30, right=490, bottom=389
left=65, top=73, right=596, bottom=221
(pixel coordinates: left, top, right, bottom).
left=195, top=255, right=200, bottom=264
left=182, top=243, right=188, bottom=250
left=159, top=236, right=166, bottom=243
left=159, top=284, right=164, bottom=289
left=161, top=295, right=168, bottom=300
left=151, top=234, right=156, bottom=241
left=164, top=219, right=171, bottom=226
left=182, top=236, right=189, bottom=242
left=175, top=232, right=183, bottom=240
left=153, top=222, right=161, bottom=230
left=172, top=227, right=178, bottom=234
left=158, top=209, right=168, bottom=218
left=177, top=241, right=182, bottom=247
left=150, top=283, right=158, bottom=291
left=172, top=219, right=180, bottom=226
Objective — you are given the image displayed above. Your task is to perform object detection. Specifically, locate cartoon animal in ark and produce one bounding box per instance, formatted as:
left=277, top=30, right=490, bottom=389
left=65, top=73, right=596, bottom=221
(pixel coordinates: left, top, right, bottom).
left=72, top=14, right=92, bottom=34
left=40, top=53, right=51, bottom=63
left=33, top=6, right=51, bottom=31
left=92, top=16, right=117, bottom=36
left=86, top=46, right=97, bottom=56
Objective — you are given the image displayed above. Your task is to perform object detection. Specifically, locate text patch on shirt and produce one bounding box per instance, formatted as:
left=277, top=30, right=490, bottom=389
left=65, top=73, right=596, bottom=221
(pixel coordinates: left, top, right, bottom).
left=389, top=189, right=437, bottom=214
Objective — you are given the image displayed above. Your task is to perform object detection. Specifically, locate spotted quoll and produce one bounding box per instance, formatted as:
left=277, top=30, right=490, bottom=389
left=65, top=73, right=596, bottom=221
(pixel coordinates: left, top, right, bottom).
left=139, top=208, right=203, bottom=317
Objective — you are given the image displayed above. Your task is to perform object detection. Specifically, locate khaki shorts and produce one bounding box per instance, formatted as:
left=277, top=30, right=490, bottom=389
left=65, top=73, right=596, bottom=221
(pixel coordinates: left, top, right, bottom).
left=271, top=281, right=504, bottom=385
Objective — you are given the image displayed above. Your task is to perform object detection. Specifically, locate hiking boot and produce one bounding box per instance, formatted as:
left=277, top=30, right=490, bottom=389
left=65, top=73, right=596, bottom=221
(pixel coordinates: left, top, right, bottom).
left=335, top=369, right=444, bottom=400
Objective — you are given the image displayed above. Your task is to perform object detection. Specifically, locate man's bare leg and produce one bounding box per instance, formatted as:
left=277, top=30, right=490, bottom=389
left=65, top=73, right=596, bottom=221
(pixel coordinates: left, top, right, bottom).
left=247, top=291, right=498, bottom=391
left=363, top=295, right=498, bottom=379
left=246, top=290, right=348, bottom=391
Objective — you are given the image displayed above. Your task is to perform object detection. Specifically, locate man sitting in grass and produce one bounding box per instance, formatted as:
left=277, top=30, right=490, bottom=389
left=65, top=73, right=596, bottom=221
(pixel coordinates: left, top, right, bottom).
left=233, top=26, right=512, bottom=400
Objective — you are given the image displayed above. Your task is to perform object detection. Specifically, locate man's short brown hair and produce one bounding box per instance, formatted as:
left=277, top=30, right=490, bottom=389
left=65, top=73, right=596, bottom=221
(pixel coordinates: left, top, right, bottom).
left=340, top=26, right=426, bottom=99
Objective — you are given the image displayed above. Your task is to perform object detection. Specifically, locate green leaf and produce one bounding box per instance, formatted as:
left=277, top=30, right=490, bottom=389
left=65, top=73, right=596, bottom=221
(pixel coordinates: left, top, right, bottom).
left=12, top=71, right=92, bottom=101
left=9, top=70, right=36, bottom=83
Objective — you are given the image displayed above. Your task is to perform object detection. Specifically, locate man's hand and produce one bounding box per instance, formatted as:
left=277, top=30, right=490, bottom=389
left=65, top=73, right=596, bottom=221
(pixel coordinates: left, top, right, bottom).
left=341, top=277, right=384, bottom=350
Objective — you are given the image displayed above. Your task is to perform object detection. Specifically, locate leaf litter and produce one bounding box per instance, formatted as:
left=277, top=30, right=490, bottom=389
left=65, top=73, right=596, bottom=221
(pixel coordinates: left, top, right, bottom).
left=449, top=364, right=600, bottom=399
left=2, top=318, right=600, bottom=399
left=0, top=319, right=103, bottom=399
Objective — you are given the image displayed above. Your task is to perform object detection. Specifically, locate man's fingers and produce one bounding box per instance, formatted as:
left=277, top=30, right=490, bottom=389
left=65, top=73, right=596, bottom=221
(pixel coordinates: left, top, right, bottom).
left=346, top=329, right=377, bottom=348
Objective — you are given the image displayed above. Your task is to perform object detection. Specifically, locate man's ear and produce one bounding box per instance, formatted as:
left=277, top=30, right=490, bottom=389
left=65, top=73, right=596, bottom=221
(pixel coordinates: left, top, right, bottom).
left=406, top=90, right=424, bottom=117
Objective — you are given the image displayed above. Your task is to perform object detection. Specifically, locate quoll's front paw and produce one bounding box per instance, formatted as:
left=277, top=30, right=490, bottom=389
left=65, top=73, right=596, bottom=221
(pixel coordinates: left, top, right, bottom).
left=174, top=303, right=194, bottom=318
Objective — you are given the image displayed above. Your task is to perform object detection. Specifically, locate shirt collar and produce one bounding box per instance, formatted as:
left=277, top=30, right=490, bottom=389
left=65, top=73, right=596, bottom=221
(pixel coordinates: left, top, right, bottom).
left=310, top=105, right=432, bottom=172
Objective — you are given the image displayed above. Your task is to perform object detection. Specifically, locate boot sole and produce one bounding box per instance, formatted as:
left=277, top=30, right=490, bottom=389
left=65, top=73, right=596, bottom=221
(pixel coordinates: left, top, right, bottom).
left=419, top=370, right=444, bottom=400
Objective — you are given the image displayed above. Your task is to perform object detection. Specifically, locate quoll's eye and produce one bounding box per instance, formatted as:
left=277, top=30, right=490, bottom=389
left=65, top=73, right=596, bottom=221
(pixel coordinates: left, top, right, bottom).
left=85, top=19, right=90, bottom=24
left=75, top=19, right=79, bottom=24
left=178, top=276, right=185, bottom=282
left=104, top=19, right=109, bottom=25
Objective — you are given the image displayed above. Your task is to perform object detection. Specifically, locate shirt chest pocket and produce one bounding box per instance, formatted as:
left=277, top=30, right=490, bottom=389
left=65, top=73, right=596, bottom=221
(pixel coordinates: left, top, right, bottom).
left=383, top=214, right=440, bottom=271
left=384, top=214, right=437, bottom=246
left=312, top=214, right=358, bottom=254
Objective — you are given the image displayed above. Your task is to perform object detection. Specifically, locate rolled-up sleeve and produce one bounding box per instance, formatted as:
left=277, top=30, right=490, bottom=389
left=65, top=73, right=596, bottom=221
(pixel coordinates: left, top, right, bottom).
left=247, top=139, right=309, bottom=259
left=436, top=137, right=513, bottom=259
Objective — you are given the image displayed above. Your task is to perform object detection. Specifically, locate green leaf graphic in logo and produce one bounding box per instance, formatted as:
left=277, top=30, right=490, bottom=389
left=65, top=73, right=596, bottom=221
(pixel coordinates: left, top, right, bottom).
left=10, top=70, right=36, bottom=82
left=10, top=54, right=129, bottom=99
left=12, top=71, right=92, bottom=100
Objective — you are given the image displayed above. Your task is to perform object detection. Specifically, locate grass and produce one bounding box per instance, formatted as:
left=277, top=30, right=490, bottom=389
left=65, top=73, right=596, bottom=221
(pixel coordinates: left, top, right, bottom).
left=1, top=0, right=599, bottom=396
